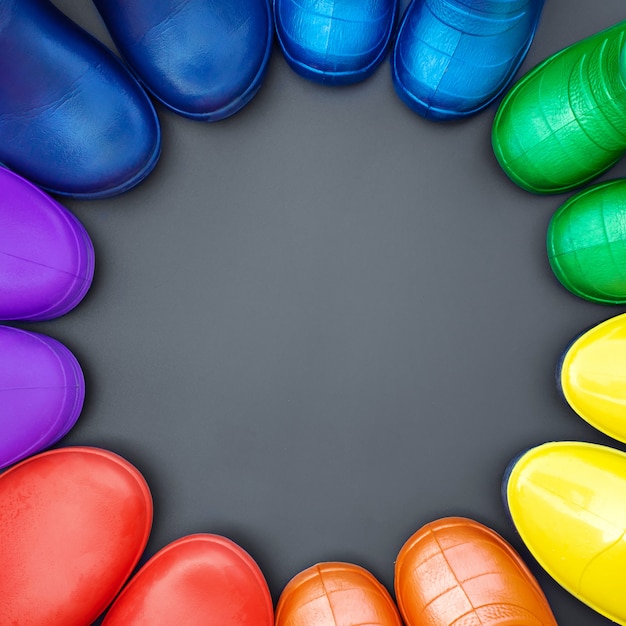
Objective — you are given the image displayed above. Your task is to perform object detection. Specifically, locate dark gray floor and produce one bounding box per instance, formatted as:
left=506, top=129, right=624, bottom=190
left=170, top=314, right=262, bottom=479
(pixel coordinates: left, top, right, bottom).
left=27, top=1, right=626, bottom=623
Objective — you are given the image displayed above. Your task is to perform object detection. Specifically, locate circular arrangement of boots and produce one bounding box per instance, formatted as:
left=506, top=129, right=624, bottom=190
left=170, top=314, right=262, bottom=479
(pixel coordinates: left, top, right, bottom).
left=2, top=0, right=626, bottom=624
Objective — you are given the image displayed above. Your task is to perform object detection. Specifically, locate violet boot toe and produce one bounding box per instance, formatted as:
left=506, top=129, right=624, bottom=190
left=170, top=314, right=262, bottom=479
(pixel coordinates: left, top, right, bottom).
left=0, top=167, right=95, bottom=321
left=0, top=326, right=85, bottom=469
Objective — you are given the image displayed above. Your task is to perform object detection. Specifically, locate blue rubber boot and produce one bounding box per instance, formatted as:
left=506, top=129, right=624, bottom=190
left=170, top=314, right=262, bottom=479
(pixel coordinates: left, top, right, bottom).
left=274, top=0, right=398, bottom=85
left=93, top=0, right=273, bottom=121
left=392, top=0, right=544, bottom=120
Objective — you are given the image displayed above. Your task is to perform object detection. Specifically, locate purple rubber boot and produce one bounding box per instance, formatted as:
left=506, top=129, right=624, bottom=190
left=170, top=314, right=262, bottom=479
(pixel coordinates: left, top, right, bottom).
left=0, top=326, right=85, bottom=469
left=0, top=167, right=95, bottom=321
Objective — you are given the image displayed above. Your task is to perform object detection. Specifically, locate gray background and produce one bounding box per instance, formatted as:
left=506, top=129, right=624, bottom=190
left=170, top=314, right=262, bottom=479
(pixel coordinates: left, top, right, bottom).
left=23, top=1, right=626, bottom=623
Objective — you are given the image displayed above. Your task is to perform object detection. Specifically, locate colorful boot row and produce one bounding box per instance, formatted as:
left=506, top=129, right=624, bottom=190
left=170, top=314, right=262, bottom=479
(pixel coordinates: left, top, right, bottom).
left=490, top=17, right=626, bottom=624
left=0, top=0, right=548, bottom=201
left=4, top=2, right=624, bottom=625
left=0, top=447, right=558, bottom=625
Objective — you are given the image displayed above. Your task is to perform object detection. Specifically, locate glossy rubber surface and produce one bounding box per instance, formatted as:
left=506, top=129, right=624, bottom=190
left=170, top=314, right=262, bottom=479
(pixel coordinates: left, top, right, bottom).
left=493, top=20, right=626, bottom=193
left=0, top=168, right=94, bottom=320
left=504, top=441, right=626, bottom=624
left=0, top=0, right=160, bottom=198
left=395, top=517, right=557, bottom=625
left=274, top=0, right=398, bottom=85
left=0, top=447, right=152, bottom=625
left=103, top=534, right=273, bottom=625
left=392, top=0, right=544, bottom=120
left=0, top=326, right=84, bottom=469
left=559, top=314, right=626, bottom=443
left=276, top=562, right=402, bottom=625
left=547, top=179, right=626, bottom=304
left=93, top=0, right=273, bottom=120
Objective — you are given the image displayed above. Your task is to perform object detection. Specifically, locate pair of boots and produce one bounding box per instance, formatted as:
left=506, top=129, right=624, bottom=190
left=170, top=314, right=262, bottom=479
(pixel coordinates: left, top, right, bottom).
left=0, top=167, right=92, bottom=469
left=275, top=0, right=545, bottom=119
left=0, top=448, right=274, bottom=625
left=276, top=517, right=557, bottom=625
left=494, top=23, right=626, bottom=308
left=0, top=0, right=272, bottom=198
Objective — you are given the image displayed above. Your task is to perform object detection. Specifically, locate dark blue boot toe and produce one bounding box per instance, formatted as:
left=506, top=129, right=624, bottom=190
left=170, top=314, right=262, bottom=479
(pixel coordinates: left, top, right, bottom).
left=0, top=0, right=160, bottom=198
left=93, top=0, right=273, bottom=121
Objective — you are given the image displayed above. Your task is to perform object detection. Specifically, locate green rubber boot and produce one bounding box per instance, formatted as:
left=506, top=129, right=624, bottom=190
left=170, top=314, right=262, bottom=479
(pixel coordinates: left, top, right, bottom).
left=547, top=178, right=626, bottom=304
left=493, top=21, right=626, bottom=194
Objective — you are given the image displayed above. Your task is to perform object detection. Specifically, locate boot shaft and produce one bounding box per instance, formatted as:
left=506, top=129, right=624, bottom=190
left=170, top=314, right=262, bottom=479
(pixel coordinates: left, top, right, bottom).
left=425, top=0, right=543, bottom=36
